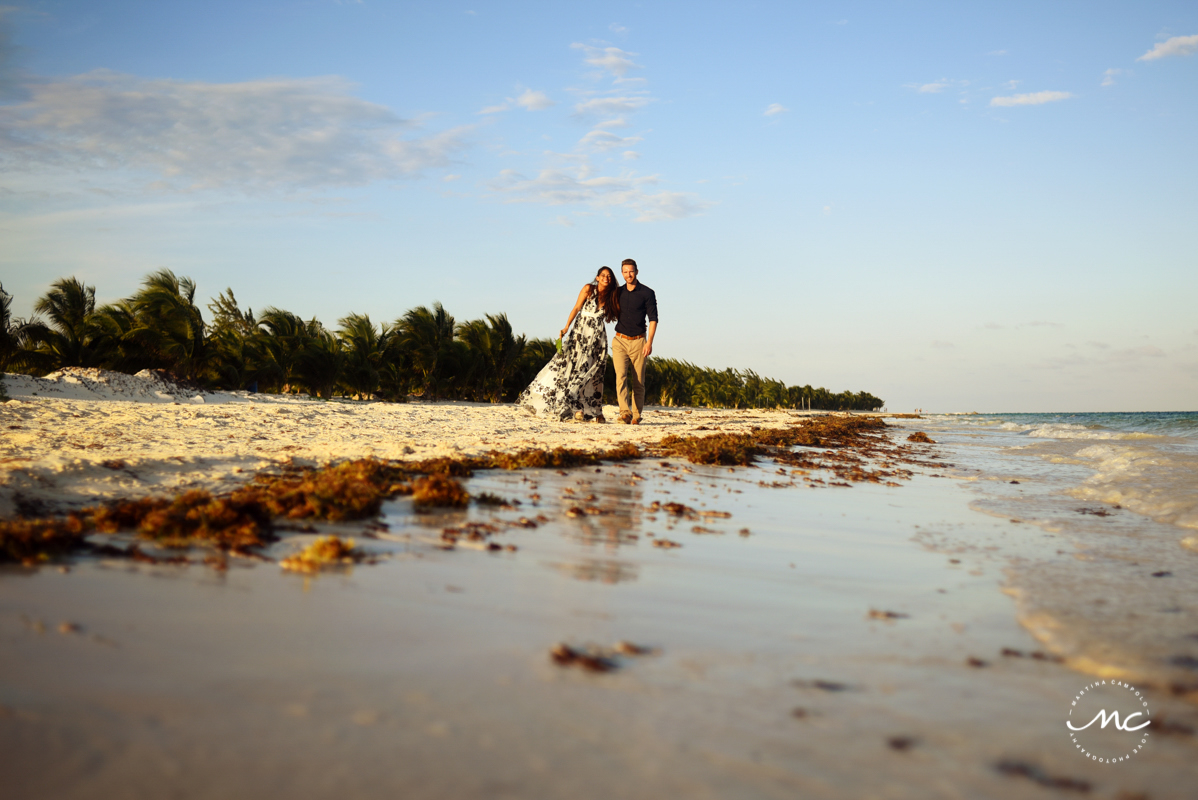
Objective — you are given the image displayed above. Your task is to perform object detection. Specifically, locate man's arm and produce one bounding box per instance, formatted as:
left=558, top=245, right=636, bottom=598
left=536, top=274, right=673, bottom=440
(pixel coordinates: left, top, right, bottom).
left=643, top=320, right=657, bottom=359
left=643, top=287, right=658, bottom=358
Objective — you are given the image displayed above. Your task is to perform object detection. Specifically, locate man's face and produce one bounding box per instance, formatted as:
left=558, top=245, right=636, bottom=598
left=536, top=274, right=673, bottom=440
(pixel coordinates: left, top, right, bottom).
left=621, top=264, right=638, bottom=285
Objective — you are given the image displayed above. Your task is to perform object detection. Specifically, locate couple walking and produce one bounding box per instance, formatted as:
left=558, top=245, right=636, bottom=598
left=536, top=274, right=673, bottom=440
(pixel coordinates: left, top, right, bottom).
left=518, top=259, right=658, bottom=424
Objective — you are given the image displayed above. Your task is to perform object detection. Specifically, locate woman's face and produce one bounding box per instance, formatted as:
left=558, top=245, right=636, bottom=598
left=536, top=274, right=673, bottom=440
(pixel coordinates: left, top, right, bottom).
left=597, top=269, right=613, bottom=289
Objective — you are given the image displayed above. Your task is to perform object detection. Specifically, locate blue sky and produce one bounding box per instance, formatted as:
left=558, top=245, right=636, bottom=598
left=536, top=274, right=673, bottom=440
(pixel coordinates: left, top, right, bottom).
left=2, top=1, right=1196, bottom=411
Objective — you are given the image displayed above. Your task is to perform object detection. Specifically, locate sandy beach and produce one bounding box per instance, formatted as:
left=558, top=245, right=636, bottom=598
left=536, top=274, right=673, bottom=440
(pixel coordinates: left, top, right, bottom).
left=2, top=370, right=1196, bottom=799
left=0, top=368, right=815, bottom=517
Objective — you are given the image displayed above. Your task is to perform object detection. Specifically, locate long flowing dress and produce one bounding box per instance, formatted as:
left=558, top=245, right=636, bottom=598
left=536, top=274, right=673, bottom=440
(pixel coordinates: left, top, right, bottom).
left=518, top=289, right=607, bottom=421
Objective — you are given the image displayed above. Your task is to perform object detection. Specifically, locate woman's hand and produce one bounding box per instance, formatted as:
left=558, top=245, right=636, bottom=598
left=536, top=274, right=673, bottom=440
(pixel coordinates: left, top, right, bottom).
left=559, top=327, right=568, bottom=338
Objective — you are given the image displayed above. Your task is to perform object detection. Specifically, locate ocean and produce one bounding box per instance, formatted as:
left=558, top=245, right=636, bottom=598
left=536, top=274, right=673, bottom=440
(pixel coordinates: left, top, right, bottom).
left=906, top=412, right=1198, bottom=534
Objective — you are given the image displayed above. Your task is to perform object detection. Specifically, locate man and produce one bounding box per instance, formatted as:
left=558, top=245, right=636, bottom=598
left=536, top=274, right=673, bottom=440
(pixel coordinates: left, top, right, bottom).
left=611, top=258, right=658, bottom=425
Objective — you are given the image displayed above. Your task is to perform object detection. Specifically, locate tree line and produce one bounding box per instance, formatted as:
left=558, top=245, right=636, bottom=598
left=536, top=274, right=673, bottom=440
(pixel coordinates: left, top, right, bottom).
left=0, top=272, right=884, bottom=411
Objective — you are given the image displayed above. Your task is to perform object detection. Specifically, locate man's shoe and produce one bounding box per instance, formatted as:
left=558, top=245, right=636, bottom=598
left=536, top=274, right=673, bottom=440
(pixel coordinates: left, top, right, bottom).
left=617, top=411, right=633, bottom=424
left=630, top=417, right=641, bottom=425
left=593, top=415, right=607, bottom=424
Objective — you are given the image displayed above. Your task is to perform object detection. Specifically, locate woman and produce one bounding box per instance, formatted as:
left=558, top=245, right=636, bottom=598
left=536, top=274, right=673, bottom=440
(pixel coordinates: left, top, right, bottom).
left=518, top=266, right=620, bottom=422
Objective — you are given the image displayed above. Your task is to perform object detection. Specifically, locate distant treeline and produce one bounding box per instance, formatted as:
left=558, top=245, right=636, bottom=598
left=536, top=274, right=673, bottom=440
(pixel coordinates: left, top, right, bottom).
left=0, top=272, right=884, bottom=411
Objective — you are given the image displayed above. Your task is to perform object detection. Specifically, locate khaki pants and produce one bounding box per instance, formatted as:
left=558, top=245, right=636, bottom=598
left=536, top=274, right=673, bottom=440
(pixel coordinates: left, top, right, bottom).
left=611, top=335, right=647, bottom=419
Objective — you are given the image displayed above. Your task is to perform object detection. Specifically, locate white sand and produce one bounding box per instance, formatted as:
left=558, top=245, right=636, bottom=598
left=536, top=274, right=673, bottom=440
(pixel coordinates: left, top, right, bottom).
left=0, top=368, right=811, bottom=516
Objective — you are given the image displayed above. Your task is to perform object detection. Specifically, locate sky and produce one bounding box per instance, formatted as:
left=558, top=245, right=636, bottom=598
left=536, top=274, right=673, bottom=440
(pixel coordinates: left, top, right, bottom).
left=1, top=1, right=1196, bottom=412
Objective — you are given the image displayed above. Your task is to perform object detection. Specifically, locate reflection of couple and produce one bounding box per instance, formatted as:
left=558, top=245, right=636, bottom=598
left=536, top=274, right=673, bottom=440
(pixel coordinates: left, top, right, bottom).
left=518, top=259, right=658, bottom=424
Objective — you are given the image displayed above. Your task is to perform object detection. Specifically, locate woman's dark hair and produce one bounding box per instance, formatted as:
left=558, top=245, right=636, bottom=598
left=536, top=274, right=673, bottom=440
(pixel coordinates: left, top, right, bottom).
left=595, top=266, right=620, bottom=323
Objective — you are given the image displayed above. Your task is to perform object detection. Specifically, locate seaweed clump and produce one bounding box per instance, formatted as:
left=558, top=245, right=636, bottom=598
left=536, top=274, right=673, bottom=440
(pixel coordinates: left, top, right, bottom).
left=0, top=514, right=92, bottom=565
left=280, top=535, right=367, bottom=573
left=412, top=474, right=469, bottom=508
left=232, top=458, right=410, bottom=522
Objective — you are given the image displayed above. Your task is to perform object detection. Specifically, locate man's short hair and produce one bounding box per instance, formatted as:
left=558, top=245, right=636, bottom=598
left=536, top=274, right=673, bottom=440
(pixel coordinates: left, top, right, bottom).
left=621, top=258, right=637, bottom=269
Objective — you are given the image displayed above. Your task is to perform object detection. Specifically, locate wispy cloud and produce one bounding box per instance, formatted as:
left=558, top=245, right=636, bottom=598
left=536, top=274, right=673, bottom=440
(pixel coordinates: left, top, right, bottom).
left=485, top=43, right=709, bottom=223
left=478, top=87, right=554, bottom=114
left=574, top=95, right=653, bottom=116
left=1101, top=68, right=1123, bottom=87
left=1137, top=34, right=1198, bottom=61
left=608, top=23, right=628, bottom=35
left=491, top=167, right=711, bottom=222
left=578, top=129, right=643, bottom=152
left=989, top=90, right=1073, bottom=107
left=571, top=43, right=642, bottom=80
left=906, top=78, right=969, bottom=94
left=987, top=49, right=1008, bottom=56
left=515, top=88, right=554, bottom=111
left=763, top=102, right=787, bottom=116
left=0, top=70, right=466, bottom=192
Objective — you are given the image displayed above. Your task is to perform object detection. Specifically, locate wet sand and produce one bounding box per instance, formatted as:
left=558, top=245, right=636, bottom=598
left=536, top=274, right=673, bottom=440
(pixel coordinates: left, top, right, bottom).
left=3, top=450, right=1197, bottom=798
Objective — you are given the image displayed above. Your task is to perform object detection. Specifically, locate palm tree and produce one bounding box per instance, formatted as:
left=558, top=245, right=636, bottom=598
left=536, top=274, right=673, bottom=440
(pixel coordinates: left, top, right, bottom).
left=257, top=308, right=311, bottom=392
left=0, top=283, right=49, bottom=374
left=396, top=303, right=460, bottom=400
left=126, top=270, right=208, bottom=380
left=31, top=277, right=102, bottom=370
left=455, top=313, right=526, bottom=403
left=337, top=313, right=387, bottom=399
left=295, top=323, right=344, bottom=399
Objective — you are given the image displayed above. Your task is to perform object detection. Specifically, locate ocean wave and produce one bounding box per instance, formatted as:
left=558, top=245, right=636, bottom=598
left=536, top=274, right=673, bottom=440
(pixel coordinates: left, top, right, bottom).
left=1069, top=443, right=1198, bottom=530
left=1025, top=424, right=1161, bottom=441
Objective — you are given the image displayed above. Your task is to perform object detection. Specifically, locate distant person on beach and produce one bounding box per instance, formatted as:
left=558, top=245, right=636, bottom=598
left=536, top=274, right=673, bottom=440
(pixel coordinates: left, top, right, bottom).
left=518, top=266, right=620, bottom=422
left=612, top=258, right=658, bottom=425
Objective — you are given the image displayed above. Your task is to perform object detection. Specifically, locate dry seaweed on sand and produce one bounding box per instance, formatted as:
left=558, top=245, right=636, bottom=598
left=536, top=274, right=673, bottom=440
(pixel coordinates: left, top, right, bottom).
left=906, top=431, right=935, bottom=443
left=280, top=535, right=371, bottom=573
left=0, top=514, right=93, bottom=565
left=411, top=474, right=470, bottom=508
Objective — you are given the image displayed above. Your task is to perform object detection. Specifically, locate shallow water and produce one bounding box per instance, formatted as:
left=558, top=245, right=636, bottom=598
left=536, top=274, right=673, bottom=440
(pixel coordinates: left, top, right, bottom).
left=2, top=440, right=1195, bottom=799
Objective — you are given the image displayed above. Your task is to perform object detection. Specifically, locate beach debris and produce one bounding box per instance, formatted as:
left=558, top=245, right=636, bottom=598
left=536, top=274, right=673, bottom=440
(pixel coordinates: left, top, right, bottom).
left=411, top=474, right=469, bottom=508
left=474, top=492, right=519, bottom=508
left=867, top=609, right=910, bottom=621
left=994, top=760, right=1091, bottom=793
left=887, top=736, right=917, bottom=751
left=1150, top=712, right=1195, bottom=737
left=1152, top=570, right=1173, bottom=578
left=57, top=622, right=82, bottom=635
left=966, top=657, right=989, bottom=668
left=549, top=643, right=617, bottom=673
left=791, top=679, right=853, bottom=692
left=652, top=538, right=682, bottom=549
left=690, top=526, right=721, bottom=534
left=906, top=432, right=935, bottom=443
left=738, top=528, right=751, bottom=537
left=280, top=535, right=369, bottom=573
left=1181, top=536, right=1198, bottom=552
left=790, top=707, right=809, bottom=719
left=1009, top=480, right=1020, bottom=484
left=549, top=641, right=655, bottom=672
left=1076, top=507, right=1113, bottom=517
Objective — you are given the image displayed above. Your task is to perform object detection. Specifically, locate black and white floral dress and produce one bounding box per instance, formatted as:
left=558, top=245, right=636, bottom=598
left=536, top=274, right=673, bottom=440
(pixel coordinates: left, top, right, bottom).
left=518, top=288, right=607, bottom=421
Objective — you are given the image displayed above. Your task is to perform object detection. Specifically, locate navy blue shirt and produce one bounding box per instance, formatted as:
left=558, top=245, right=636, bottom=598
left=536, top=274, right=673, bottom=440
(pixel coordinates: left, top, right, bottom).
left=615, top=282, right=658, bottom=337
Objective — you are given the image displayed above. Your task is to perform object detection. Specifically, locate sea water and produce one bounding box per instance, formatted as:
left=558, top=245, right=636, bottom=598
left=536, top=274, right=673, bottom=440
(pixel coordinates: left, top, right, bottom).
left=907, top=412, right=1198, bottom=532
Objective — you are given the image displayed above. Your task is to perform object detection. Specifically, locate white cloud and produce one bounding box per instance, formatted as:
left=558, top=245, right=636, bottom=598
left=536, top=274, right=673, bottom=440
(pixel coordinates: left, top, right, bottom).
left=989, top=90, right=1073, bottom=107
left=1101, top=68, right=1122, bottom=87
left=479, top=88, right=554, bottom=114
left=442, top=174, right=461, bottom=182
left=764, top=102, right=787, bottom=116
left=0, top=70, right=466, bottom=191
left=515, top=89, right=554, bottom=111
left=571, top=43, right=641, bottom=79
left=573, top=95, right=653, bottom=116
left=609, top=23, right=628, bottom=35
left=490, top=167, right=712, bottom=222
left=550, top=215, right=574, bottom=227
left=578, top=129, right=642, bottom=152
left=916, top=81, right=950, bottom=94
left=622, top=150, right=639, bottom=160
left=1137, top=34, right=1198, bottom=61
left=988, top=49, right=1008, bottom=56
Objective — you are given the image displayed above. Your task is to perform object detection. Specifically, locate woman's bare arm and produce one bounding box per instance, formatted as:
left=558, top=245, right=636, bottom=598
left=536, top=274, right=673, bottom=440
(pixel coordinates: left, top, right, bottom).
left=560, top=284, right=594, bottom=339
